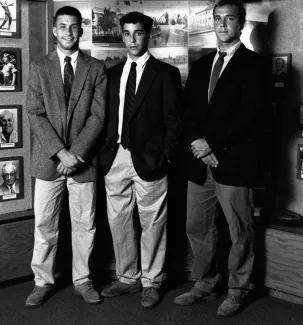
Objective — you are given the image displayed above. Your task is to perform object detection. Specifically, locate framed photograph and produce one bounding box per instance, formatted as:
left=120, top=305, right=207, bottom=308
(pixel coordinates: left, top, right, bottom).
left=0, top=156, right=23, bottom=201
left=0, top=47, right=22, bottom=91
left=271, top=53, right=291, bottom=89
left=0, top=105, right=22, bottom=149
left=0, top=0, right=20, bottom=38
left=297, top=145, right=303, bottom=180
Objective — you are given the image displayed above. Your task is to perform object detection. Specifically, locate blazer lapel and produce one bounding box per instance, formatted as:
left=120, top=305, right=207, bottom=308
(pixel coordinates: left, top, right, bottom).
left=130, top=56, right=158, bottom=120
left=67, top=51, right=90, bottom=125
left=48, top=51, right=67, bottom=127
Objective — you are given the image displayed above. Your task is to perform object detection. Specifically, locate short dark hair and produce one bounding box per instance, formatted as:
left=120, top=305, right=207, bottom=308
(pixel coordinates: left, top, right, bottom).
left=120, top=11, right=153, bottom=35
left=54, top=6, right=82, bottom=26
left=213, top=0, right=246, bottom=30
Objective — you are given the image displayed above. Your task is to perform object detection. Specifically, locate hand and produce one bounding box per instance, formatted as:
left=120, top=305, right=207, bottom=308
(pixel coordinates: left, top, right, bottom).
left=190, top=138, right=211, bottom=159
left=57, top=149, right=83, bottom=169
left=201, top=153, right=219, bottom=167
left=57, top=162, right=75, bottom=176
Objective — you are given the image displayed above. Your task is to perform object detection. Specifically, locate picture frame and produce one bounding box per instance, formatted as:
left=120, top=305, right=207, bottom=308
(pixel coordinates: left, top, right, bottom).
left=0, top=156, right=24, bottom=202
left=0, top=0, right=21, bottom=38
left=0, top=105, right=22, bottom=149
left=0, top=47, right=22, bottom=91
left=271, top=53, right=291, bottom=89
left=297, top=145, right=303, bottom=180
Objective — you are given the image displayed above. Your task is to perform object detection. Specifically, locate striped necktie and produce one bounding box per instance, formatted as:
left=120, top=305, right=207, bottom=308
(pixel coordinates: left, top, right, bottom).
left=208, top=51, right=227, bottom=100
left=121, top=61, right=137, bottom=149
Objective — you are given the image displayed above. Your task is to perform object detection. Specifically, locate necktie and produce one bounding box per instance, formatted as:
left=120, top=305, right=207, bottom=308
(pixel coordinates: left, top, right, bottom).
left=64, top=56, right=74, bottom=105
left=121, top=62, right=137, bottom=149
left=9, top=185, right=15, bottom=194
left=208, top=51, right=227, bottom=100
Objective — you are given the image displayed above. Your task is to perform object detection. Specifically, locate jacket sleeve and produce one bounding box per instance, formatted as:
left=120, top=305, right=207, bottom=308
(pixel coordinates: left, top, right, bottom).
left=162, top=66, right=183, bottom=161
left=26, top=61, right=65, bottom=159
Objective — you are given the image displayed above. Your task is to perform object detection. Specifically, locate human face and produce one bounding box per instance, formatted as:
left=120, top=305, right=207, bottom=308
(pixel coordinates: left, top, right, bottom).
left=0, top=112, right=14, bottom=135
left=53, top=15, right=83, bottom=55
left=122, top=23, right=149, bottom=61
left=213, top=5, right=242, bottom=50
left=2, top=165, right=16, bottom=187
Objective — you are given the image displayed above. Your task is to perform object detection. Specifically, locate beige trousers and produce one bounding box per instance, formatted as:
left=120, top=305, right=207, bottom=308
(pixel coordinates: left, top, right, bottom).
left=31, top=176, right=96, bottom=287
left=105, top=145, right=167, bottom=288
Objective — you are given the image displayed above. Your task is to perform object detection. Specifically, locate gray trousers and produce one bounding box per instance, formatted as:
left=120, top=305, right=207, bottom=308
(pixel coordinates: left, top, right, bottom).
left=187, top=167, right=254, bottom=293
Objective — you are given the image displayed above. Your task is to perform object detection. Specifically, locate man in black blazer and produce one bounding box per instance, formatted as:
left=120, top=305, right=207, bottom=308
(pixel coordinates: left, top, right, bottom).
left=100, top=11, right=182, bottom=308
left=174, top=0, right=266, bottom=317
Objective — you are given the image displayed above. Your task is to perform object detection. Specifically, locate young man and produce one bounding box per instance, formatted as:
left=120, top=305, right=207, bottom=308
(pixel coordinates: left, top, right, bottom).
left=174, top=0, right=266, bottom=317
left=25, top=6, right=107, bottom=307
left=100, top=11, right=182, bottom=308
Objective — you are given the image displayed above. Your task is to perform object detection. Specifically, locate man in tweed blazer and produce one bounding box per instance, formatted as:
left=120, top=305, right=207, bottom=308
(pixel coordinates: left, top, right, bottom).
left=25, top=6, right=106, bottom=307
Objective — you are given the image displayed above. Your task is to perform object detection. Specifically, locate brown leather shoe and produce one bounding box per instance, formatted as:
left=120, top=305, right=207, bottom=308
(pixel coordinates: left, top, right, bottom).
left=174, top=287, right=218, bottom=306
left=217, top=290, right=246, bottom=316
left=101, top=280, right=141, bottom=297
left=141, top=287, right=160, bottom=308
left=74, top=281, right=102, bottom=304
left=25, top=285, right=54, bottom=308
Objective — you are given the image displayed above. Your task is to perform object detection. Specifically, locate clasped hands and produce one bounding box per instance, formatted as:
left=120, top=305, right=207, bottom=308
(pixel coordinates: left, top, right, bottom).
left=190, top=138, right=219, bottom=168
left=56, top=148, right=85, bottom=176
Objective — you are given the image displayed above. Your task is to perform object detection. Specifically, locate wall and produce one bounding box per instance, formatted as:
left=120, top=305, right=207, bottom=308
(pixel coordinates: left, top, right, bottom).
left=0, top=1, right=31, bottom=218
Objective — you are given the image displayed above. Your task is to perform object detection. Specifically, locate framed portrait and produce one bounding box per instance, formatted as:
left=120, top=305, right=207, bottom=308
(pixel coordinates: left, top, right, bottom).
left=0, top=156, right=23, bottom=201
left=0, top=47, right=21, bottom=91
left=0, top=105, right=22, bottom=149
left=0, top=0, right=20, bottom=38
left=297, top=145, right=303, bottom=180
left=271, top=53, right=291, bottom=89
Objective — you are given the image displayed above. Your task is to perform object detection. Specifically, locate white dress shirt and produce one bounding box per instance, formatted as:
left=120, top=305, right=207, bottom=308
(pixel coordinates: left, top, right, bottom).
left=56, top=47, right=78, bottom=81
left=117, top=50, right=150, bottom=143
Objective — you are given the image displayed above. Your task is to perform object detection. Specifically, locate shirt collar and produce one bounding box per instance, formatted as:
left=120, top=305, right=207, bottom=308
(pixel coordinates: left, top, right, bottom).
left=56, top=47, right=79, bottom=65
left=217, top=40, right=242, bottom=57
left=126, top=50, right=150, bottom=69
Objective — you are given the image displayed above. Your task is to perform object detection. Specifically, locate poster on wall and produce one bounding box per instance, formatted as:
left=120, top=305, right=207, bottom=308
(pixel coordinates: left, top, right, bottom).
left=91, top=47, right=127, bottom=68
left=0, top=47, right=22, bottom=91
left=149, top=47, right=188, bottom=86
left=271, top=53, right=291, bottom=89
left=188, top=1, right=215, bottom=47
left=0, top=156, right=23, bottom=202
left=0, top=105, right=22, bottom=149
left=144, top=1, right=188, bottom=48
left=0, top=0, right=20, bottom=38
left=54, top=1, right=92, bottom=52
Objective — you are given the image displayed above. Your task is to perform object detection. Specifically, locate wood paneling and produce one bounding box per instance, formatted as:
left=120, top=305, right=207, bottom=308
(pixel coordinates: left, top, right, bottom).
left=264, top=228, right=303, bottom=298
left=0, top=219, right=34, bottom=281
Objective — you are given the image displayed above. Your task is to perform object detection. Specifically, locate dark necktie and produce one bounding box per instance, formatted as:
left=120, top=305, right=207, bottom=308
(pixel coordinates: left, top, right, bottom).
left=208, top=51, right=227, bottom=100
left=9, top=185, right=15, bottom=194
left=121, top=61, right=137, bottom=149
left=64, top=56, right=74, bottom=105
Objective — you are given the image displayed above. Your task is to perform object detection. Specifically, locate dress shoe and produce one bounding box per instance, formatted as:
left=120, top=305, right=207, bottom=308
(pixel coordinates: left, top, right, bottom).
left=174, top=286, right=218, bottom=306
left=74, top=280, right=102, bottom=304
left=217, top=290, right=246, bottom=317
left=25, top=285, right=54, bottom=308
left=141, top=287, right=160, bottom=308
left=101, top=280, right=141, bottom=297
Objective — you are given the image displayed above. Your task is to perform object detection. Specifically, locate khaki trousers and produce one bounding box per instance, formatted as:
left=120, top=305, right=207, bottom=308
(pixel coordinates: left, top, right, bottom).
left=31, top=176, right=96, bottom=287
left=187, top=167, right=255, bottom=293
left=105, top=145, right=167, bottom=288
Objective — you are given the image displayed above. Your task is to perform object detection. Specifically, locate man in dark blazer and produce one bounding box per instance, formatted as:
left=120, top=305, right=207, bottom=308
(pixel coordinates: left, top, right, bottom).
left=100, top=11, right=182, bottom=308
left=174, top=0, right=266, bottom=317
left=25, top=6, right=107, bottom=307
